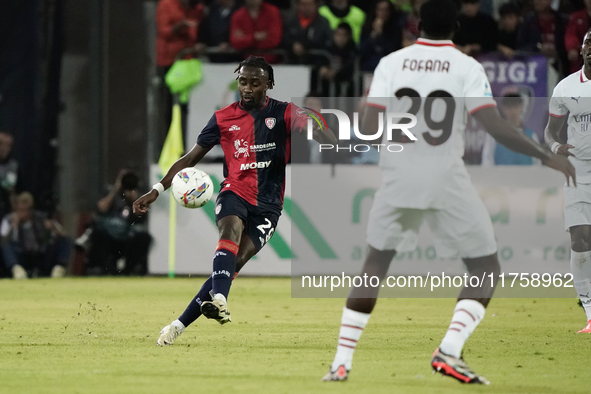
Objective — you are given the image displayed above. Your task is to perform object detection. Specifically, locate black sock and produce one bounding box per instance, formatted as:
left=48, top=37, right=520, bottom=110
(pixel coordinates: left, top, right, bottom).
left=211, top=243, right=237, bottom=299
left=178, top=276, right=213, bottom=327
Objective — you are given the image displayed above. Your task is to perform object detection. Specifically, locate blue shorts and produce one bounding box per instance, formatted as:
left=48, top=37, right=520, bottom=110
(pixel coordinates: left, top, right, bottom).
left=214, top=191, right=280, bottom=252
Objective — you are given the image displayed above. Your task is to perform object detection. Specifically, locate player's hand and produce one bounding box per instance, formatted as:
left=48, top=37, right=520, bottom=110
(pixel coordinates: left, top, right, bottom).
left=133, top=189, right=159, bottom=215
left=543, top=153, right=577, bottom=187
left=556, top=144, right=576, bottom=157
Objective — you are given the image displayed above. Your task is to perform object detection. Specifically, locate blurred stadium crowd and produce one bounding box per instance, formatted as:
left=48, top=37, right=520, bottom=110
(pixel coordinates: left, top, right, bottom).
left=158, top=0, right=591, bottom=85
left=2, top=0, right=589, bottom=278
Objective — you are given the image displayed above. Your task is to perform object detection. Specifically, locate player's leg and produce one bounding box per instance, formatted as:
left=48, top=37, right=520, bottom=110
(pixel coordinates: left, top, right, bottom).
left=157, top=193, right=248, bottom=345
left=563, top=184, right=591, bottom=332
left=176, top=231, right=257, bottom=327
left=432, top=252, right=499, bottom=384
left=158, top=216, right=243, bottom=345
left=323, top=199, right=424, bottom=381
left=428, top=179, right=497, bottom=384
left=168, top=219, right=260, bottom=341
left=569, top=225, right=591, bottom=332
left=235, top=231, right=258, bottom=272
left=322, top=246, right=396, bottom=381
left=210, top=215, right=243, bottom=297
left=197, top=215, right=243, bottom=324
left=201, top=206, right=278, bottom=322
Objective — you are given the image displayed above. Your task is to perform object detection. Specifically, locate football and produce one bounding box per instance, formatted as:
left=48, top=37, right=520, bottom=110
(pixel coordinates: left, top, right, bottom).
left=170, top=167, right=214, bottom=208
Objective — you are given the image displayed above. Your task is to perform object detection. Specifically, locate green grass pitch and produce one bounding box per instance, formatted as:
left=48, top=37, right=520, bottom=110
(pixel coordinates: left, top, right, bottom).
left=1, top=277, right=590, bottom=394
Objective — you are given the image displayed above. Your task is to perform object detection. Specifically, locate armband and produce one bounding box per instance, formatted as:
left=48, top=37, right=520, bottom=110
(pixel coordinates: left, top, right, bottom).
left=152, top=182, right=165, bottom=195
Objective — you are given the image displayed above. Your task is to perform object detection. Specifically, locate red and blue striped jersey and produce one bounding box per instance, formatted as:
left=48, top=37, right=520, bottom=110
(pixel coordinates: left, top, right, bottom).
left=197, top=97, right=307, bottom=214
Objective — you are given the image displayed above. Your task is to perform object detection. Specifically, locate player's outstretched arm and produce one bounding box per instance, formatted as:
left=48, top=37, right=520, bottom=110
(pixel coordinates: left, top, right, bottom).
left=132, top=143, right=212, bottom=214
left=473, top=106, right=576, bottom=186
left=544, top=115, right=575, bottom=157
left=356, top=105, right=383, bottom=146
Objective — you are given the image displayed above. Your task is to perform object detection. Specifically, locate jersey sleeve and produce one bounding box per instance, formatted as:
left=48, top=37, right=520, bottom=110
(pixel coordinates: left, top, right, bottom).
left=196, top=113, right=221, bottom=148
left=463, top=62, right=497, bottom=115
left=548, top=82, right=567, bottom=118
left=366, top=58, right=389, bottom=109
left=285, top=102, right=309, bottom=134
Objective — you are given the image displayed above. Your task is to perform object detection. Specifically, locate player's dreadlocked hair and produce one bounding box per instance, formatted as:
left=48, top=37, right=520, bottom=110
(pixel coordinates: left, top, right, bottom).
left=234, top=56, right=275, bottom=89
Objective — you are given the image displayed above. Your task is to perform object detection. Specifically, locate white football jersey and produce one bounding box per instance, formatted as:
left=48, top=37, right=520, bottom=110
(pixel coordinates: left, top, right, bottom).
left=367, top=38, right=495, bottom=169
left=549, top=68, right=591, bottom=182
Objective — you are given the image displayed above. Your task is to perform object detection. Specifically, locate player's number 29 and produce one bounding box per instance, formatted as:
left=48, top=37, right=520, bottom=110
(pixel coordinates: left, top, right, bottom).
left=393, top=88, right=455, bottom=146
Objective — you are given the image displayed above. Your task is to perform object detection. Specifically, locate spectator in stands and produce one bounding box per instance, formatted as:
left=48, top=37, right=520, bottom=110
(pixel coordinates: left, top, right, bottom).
left=85, top=170, right=151, bottom=276
left=360, top=0, right=404, bottom=72
left=199, top=0, right=240, bottom=63
left=156, top=0, right=205, bottom=150
left=156, top=0, right=205, bottom=71
left=517, top=0, right=569, bottom=76
left=0, top=131, right=18, bottom=221
left=565, top=0, right=591, bottom=73
left=454, top=0, right=499, bottom=56
left=265, top=0, right=292, bottom=9
left=230, top=0, right=283, bottom=63
left=283, top=0, right=333, bottom=65
left=497, top=3, right=521, bottom=58
left=319, top=22, right=358, bottom=96
left=319, top=0, right=366, bottom=44
left=402, top=0, right=423, bottom=46
left=392, top=0, right=413, bottom=13
left=481, top=93, right=541, bottom=166
left=1, top=192, right=70, bottom=279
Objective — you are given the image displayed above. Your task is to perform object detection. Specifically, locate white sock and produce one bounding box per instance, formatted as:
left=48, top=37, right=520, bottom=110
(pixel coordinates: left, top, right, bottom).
left=330, top=307, right=371, bottom=371
left=571, top=250, right=591, bottom=321
left=213, top=293, right=227, bottom=303
left=171, top=319, right=185, bottom=332
left=439, top=299, right=486, bottom=358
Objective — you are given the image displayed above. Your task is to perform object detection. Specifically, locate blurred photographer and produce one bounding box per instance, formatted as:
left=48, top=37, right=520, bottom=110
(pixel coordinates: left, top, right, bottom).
left=85, top=170, right=152, bottom=276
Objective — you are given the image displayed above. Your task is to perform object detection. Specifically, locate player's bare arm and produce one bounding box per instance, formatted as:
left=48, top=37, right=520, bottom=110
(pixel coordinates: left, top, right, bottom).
left=474, top=106, right=576, bottom=186
left=357, top=105, right=383, bottom=146
left=132, top=143, right=211, bottom=214
left=544, top=112, right=575, bottom=157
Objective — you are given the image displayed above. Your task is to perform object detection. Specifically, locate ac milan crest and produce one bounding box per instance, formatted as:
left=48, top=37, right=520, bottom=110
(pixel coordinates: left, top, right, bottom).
left=265, top=117, right=276, bottom=129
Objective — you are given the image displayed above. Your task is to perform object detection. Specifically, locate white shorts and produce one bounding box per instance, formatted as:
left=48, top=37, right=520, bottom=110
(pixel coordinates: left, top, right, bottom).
left=564, top=183, right=591, bottom=231
left=366, top=171, right=497, bottom=259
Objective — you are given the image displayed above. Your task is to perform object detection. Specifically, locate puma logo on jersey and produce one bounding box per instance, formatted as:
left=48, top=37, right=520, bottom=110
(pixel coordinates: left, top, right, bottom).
left=240, top=161, right=271, bottom=170
left=230, top=125, right=241, bottom=131
left=572, top=96, right=580, bottom=103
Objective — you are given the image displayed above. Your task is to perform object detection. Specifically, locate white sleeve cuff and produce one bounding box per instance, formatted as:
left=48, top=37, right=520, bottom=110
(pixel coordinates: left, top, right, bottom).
left=152, top=182, right=165, bottom=195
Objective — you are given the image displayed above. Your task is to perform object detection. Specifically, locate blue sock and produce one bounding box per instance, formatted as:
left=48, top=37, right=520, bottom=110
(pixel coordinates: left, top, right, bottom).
left=211, top=239, right=238, bottom=299
left=178, top=276, right=212, bottom=327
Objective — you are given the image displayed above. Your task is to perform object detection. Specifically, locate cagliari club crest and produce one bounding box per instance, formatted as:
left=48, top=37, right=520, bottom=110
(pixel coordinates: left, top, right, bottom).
left=265, top=117, right=276, bottom=129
